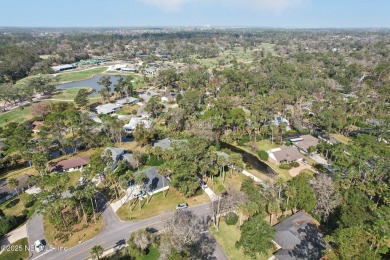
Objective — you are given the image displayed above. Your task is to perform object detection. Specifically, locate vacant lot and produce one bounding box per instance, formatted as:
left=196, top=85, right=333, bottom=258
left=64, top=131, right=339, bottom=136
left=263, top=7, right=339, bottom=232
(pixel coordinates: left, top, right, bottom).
left=211, top=221, right=271, bottom=260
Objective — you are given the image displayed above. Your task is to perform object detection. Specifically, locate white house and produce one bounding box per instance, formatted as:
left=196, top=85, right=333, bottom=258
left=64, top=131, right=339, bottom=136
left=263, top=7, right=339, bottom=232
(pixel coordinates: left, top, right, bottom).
left=96, top=103, right=121, bottom=115
left=116, top=97, right=139, bottom=106
left=123, top=117, right=152, bottom=134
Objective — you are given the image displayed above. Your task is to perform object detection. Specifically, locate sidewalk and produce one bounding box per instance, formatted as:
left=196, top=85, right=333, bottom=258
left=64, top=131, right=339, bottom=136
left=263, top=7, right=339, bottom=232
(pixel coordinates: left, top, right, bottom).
left=242, top=170, right=264, bottom=184
left=0, top=224, right=27, bottom=252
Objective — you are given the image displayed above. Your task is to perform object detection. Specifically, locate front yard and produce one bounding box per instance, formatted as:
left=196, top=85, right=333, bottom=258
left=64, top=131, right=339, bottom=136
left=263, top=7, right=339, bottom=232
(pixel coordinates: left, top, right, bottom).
left=116, top=189, right=209, bottom=221
left=210, top=221, right=271, bottom=260
left=0, top=238, right=29, bottom=260
left=43, top=214, right=104, bottom=248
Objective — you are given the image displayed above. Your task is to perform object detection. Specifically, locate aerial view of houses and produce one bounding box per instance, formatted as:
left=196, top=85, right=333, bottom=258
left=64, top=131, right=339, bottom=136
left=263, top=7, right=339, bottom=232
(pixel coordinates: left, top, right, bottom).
left=0, top=2, right=389, bottom=260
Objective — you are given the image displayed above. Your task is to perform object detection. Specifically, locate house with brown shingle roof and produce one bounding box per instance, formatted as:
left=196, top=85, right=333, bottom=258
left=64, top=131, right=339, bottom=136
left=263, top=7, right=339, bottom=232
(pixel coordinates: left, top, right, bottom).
left=50, top=156, right=90, bottom=172
left=268, top=146, right=303, bottom=165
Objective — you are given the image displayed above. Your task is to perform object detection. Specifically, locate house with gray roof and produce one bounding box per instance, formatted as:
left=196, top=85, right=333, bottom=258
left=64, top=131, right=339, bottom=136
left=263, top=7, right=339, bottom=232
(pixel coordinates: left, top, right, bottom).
left=133, top=166, right=170, bottom=195
left=116, top=97, right=139, bottom=106
left=273, top=211, right=327, bottom=260
left=153, top=138, right=185, bottom=151
left=105, top=147, right=127, bottom=169
left=268, top=146, right=303, bottom=164
left=96, top=103, right=121, bottom=115
left=291, top=135, right=319, bottom=155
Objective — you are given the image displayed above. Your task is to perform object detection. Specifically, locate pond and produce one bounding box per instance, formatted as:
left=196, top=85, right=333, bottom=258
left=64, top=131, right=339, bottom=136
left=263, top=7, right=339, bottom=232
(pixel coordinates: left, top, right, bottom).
left=220, top=142, right=273, bottom=175
left=56, top=75, right=124, bottom=96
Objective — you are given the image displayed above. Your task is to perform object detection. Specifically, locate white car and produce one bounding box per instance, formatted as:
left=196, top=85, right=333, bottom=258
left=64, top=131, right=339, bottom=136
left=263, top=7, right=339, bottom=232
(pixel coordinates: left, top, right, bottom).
left=34, top=240, right=45, bottom=252
left=176, top=203, right=188, bottom=210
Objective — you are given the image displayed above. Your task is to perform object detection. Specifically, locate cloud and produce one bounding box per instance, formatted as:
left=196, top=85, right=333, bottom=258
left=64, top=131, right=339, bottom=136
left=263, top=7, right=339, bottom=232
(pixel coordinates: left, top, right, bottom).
left=140, top=0, right=307, bottom=12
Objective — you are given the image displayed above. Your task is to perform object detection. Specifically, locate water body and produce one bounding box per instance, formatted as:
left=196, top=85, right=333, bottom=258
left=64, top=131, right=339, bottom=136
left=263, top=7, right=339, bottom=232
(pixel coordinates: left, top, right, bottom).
left=220, top=142, right=272, bottom=175
left=56, top=75, right=124, bottom=96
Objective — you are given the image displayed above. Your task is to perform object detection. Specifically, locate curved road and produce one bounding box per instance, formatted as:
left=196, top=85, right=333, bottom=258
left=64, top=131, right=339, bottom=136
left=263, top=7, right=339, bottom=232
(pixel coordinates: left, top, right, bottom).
left=28, top=193, right=227, bottom=260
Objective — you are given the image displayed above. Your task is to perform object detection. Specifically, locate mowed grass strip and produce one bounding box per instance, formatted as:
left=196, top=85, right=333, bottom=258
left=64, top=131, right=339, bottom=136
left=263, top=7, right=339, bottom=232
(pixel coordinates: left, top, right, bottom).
left=58, top=67, right=108, bottom=82
left=0, top=238, right=29, bottom=260
left=116, top=189, right=209, bottom=221
left=52, top=87, right=93, bottom=100
left=0, top=106, right=32, bottom=126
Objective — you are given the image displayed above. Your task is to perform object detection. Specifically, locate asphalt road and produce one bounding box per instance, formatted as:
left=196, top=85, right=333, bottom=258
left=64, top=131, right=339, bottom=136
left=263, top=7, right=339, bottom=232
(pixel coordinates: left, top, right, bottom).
left=28, top=194, right=227, bottom=260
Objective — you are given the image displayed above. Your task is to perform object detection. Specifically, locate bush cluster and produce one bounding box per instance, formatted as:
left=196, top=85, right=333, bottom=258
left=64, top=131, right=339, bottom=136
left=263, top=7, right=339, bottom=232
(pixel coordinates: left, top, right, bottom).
left=224, top=212, right=239, bottom=225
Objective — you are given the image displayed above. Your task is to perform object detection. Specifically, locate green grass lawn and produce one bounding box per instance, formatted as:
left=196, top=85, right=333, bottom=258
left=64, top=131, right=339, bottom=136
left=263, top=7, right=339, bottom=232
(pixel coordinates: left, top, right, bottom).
left=210, top=221, right=271, bottom=260
left=0, top=106, right=32, bottom=126
left=138, top=245, right=160, bottom=260
left=51, top=87, right=93, bottom=100
left=116, top=104, right=140, bottom=115
left=0, top=193, right=30, bottom=217
left=116, top=189, right=209, bottom=221
left=331, top=133, right=351, bottom=144
left=58, top=67, right=108, bottom=82
left=0, top=238, right=29, bottom=260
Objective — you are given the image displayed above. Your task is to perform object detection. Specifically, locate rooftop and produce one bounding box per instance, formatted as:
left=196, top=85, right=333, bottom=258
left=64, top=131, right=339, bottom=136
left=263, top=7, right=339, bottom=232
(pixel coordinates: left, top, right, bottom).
left=133, top=166, right=170, bottom=192
left=50, top=156, right=90, bottom=172
left=96, top=103, right=121, bottom=114
left=153, top=138, right=184, bottom=151
left=292, top=135, right=319, bottom=152
left=272, top=146, right=302, bottom=163
left=273, top=211, right=326, bottom=260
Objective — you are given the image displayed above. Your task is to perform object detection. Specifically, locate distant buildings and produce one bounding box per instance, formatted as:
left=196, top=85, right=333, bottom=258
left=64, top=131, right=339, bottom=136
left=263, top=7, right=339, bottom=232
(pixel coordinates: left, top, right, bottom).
left=51, top=64, right=76, bottom=72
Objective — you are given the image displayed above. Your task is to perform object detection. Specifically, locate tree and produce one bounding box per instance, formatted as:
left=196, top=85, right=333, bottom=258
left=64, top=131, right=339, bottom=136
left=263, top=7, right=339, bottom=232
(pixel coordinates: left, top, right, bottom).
left=127, top=229, right=154, bottom=256
left=30, top=102, right=52, bottom=120
left=7, top=178, right=24, bottom=207
left=90, top=245, right=104, bottom=260
left=163, top=210, right=215, bottom=259
left=145, top=96, right=164, bottom=118
left=328, top=227, right=376, bottom=260
left=311, top=173, right=340, bottom=223
left=236, top=213, right=275, bottom=258
left=288, top=173, right=316, bottom=212
left=74, top=89, right=91, bottom=107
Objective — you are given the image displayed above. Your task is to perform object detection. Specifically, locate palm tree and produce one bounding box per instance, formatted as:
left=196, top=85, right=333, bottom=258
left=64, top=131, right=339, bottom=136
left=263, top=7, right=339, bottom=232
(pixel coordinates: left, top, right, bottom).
left=267, top=200, right=279, bottom=225
left=85, top=184, right=97, bottom=224
left=7, top=178, right=24, bottom=207
left=134, top=172, right=147, bottom=209
left=157, top=165, right=169, bottom=198
left=133, top=151, right=142, bottom=170
left=90, top=245, right=104, bottom=259
left=285, top=186, right=297, bottom=216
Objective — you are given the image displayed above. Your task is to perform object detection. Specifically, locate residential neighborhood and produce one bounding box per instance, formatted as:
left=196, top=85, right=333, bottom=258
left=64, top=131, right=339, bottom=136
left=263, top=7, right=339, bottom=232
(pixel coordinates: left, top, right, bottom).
left=0, top=5, right=389, bottom=260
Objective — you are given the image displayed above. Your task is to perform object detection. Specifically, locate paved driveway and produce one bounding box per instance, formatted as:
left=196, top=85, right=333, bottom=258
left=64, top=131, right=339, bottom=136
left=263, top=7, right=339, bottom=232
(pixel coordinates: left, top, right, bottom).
left=289, top=162, right=314, bottom=177
left=0, top=224, right=27, bottom=251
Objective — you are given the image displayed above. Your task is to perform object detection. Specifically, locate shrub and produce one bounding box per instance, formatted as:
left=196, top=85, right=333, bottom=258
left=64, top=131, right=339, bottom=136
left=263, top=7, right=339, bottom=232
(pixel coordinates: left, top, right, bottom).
left=279, top=164, right=292, bottom=170
left=224, top=212, right=239, bottom=225
left=289, top=162, right=300, bottom=168
left=146, top=155, right=164, bottom=166
left=258, top=150, right=269, bottom=161
left=285, top=140, right=292, bottom=146
left=0, top=216, right=18, bottom=236
left=24, top=194, right=36, bottom=208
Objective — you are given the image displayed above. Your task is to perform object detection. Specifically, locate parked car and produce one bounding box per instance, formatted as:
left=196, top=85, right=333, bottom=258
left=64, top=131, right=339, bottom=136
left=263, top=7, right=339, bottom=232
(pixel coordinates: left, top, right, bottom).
left=176, top=203, right=188, bottom=210
left=133, top=190, right=146, bottom=198
left=114, top=239, right=126, bottom=251
left=34, top=239, right=45, bottom=252
left=199, top=180, right=208, bottom=189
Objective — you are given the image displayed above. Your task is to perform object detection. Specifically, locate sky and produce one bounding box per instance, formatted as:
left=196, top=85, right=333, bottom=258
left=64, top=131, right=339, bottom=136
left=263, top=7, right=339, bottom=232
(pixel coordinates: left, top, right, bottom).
left=0, top=0, right=389, bottom=28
